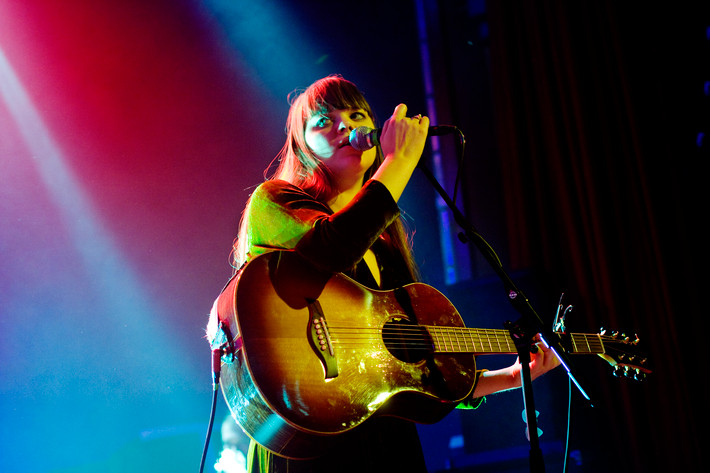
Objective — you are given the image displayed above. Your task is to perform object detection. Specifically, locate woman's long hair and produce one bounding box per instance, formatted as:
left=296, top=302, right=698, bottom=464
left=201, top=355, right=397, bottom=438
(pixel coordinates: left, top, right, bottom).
left=232, top=75, right=419, bottom=282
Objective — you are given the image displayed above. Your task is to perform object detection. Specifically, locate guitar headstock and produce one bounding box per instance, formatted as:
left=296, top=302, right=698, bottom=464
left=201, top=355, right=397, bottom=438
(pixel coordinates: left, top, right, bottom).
left=558, top=328, right=651, bottom=381
left=596, top=329, right=651, bottom=380
left=551, top=296, right=650, bottom=381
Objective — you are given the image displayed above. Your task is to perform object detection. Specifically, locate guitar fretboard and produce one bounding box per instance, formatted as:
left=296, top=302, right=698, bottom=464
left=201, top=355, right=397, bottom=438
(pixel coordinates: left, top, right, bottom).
left=426, top=327, right=604, bottom=355
left=567, top=333, right=605, bottom=354
left=427, top=327, right=516, bottom=354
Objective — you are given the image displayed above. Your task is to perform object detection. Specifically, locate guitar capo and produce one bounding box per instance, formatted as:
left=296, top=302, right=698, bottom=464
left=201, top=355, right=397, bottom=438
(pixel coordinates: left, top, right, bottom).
left=552, top=293, right=573, bottom=333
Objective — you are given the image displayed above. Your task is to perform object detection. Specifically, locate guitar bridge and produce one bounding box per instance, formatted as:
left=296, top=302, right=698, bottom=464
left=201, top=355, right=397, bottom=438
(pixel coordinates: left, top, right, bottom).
left=307, top=299, right=338, bottom=379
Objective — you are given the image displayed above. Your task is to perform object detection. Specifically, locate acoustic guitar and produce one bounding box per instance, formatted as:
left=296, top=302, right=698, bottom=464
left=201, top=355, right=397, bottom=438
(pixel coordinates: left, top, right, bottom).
left=211, top=250, right=649, bottom=459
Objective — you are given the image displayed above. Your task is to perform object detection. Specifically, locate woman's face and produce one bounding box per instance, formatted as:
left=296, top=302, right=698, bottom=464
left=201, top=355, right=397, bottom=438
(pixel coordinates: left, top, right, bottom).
left=304, top=107, right=377, bottom=181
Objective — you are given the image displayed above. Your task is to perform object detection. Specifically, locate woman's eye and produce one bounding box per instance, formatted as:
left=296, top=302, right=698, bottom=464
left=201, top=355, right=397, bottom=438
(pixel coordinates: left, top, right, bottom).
left=314, top=116, right=331, bottom=128
left=351, top=111, right=366, bottom=120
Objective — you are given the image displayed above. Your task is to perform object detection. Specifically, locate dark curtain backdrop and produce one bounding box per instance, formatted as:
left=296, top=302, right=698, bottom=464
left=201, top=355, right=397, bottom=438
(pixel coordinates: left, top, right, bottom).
left=483, top=1, right=704, bottom=471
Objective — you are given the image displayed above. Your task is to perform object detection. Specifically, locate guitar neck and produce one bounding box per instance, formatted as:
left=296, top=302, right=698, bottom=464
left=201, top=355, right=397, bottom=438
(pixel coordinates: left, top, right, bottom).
left=427, top=326, right=605, bottom=356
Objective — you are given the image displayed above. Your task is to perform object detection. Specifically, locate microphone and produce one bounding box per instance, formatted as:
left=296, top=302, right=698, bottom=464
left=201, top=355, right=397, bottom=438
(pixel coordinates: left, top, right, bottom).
left=349, top=125, right=459, bottom=151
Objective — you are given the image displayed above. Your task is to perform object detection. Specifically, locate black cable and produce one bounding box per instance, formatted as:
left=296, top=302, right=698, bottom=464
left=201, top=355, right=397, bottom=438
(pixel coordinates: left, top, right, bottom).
left=450, top=127, right=466, bottom=206
left=199, top=348, right=223, bottom=473
left=199, top=386, right=219, bottom=473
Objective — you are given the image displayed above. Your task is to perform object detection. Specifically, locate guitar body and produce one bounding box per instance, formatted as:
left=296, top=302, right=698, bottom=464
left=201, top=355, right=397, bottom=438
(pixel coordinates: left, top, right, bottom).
left=216, top=250, right=478, bottom=459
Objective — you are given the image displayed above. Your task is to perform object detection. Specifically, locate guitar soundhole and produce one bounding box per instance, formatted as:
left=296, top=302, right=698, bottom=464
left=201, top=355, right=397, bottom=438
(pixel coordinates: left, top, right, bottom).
left=382, top=318, right=433, bottom=363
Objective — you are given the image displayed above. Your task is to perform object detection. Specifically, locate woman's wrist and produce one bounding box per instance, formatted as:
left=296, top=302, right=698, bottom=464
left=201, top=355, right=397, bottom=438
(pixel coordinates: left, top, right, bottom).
left=370, top=154, right=419, bottom=202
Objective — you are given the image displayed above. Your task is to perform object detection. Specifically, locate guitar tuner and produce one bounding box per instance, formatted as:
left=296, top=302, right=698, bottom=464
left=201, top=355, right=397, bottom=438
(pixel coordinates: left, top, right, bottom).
left=613, top=365, right=647, bottom=381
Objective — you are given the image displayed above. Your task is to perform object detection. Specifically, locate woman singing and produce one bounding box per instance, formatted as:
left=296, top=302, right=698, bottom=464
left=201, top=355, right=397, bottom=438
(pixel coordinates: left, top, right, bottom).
left=210, top=75, right=559, bottom=473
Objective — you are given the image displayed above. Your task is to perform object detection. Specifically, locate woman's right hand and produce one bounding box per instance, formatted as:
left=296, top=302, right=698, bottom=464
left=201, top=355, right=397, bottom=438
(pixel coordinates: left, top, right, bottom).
left=379, top=103, right=429, bottom=164
left=371, top=104, right=429, bottom=202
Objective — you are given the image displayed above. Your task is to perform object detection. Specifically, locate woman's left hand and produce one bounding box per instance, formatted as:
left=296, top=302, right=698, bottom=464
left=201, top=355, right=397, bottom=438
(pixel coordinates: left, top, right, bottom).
left=527, top=335, right=562, bottom=381
left=473, top=334, right=562, bottom=398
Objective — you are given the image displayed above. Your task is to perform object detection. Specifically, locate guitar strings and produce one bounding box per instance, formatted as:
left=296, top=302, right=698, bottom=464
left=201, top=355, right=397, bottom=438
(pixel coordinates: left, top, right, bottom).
left=326, top=326, right=641, bottom=359
left=327, top=323, right=518, bottom=353
left=316, top=318, right=647, bottom=373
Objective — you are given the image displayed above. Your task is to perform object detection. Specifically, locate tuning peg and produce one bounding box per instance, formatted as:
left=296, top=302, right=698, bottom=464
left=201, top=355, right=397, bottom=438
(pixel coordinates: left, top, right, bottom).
left=613, top=365, right=648, bottom=381
left=613, top=365, right=629, bottom=378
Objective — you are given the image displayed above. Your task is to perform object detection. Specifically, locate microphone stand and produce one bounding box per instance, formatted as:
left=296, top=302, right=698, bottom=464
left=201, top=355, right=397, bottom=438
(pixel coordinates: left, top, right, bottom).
left=416, top=159, right=593, bottom=473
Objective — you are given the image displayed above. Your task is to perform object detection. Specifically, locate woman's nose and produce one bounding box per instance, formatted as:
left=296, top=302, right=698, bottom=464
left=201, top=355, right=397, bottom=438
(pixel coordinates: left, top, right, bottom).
left=338, top=120, right=354, bottom=133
